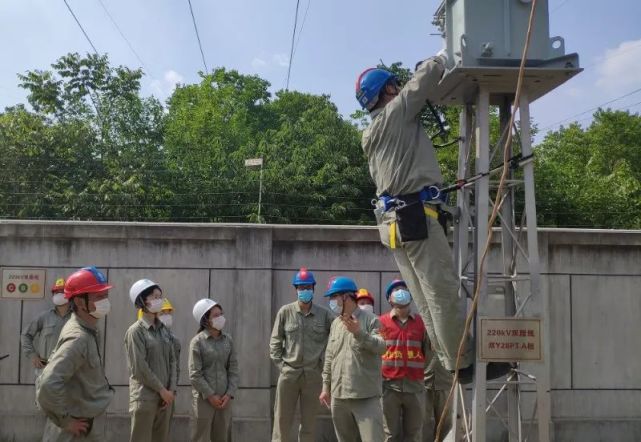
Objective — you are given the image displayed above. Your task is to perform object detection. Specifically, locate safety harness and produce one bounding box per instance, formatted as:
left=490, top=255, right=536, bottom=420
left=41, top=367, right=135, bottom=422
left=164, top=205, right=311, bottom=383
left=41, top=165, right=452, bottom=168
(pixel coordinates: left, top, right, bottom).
left=376, top=153, right=533, bottom=249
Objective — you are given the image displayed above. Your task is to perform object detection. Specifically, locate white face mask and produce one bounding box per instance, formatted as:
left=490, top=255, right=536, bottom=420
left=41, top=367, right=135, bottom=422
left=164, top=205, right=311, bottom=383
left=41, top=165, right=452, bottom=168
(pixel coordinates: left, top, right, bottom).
left=52, top=293, right=68, bottom=306
left=359, top=304, right=374, bottom=314
left=158, top=314, right=173, bottom=328
left=210, top=315, right=226, bottom=331
left=90, top=298, right=111, bottom=319
left=147, top=298, right=163, bottom=313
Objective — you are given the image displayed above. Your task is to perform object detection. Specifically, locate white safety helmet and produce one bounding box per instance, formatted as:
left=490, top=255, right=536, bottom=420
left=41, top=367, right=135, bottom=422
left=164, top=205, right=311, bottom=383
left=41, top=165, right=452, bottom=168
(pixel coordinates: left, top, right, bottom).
left=129, top=279, right=160, bottom=305
left=192, top=298, right=218, bottom=324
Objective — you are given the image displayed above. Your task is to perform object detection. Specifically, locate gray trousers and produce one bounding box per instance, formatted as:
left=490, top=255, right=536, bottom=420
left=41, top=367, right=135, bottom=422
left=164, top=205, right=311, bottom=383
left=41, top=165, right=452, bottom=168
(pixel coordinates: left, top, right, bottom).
left=331, top=397, right=385, bottom=442
left=272, top=371, right=322, bottom=442
left=382, top=388, right=425, bottom=442
left=423, top=390, right=452, bottom=442
left=190, top=395, right=232, bottom=442
left=379, top=208, right=473, bottom=370
left=129, top=399, right=172, bottom=442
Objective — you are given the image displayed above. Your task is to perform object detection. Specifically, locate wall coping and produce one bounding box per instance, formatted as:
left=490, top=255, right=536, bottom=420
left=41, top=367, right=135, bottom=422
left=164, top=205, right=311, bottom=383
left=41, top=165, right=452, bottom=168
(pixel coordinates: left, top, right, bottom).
left=1, top=220, right=640, bottom=245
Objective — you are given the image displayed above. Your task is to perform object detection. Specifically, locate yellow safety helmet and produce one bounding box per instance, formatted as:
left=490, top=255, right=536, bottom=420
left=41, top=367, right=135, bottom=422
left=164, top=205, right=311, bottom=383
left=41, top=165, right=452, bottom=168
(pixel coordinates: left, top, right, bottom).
left=138, top=298, right=174, bottom=320
left=161, top=298, right=174, bottom=313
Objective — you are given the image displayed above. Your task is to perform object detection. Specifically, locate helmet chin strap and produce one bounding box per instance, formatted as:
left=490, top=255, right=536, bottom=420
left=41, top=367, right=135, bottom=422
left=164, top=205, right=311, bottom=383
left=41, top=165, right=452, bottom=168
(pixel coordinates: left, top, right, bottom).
left=83, top=294, right=91, bottom=313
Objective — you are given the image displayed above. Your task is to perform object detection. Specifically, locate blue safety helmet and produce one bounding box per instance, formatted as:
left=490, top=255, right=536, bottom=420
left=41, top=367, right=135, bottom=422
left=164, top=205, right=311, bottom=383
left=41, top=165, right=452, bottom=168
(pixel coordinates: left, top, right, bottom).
left=355, top=68, right=397, bottom=110
left=292, top=267, right=316, bottom=287
left=385, top=279, right=407, bottom=300
left=324, top=276, right=358, bottom=297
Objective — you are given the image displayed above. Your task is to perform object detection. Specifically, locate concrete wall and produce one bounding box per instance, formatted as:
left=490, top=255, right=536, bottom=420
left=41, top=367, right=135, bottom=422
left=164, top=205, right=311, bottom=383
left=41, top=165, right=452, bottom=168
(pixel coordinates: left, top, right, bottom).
left=0, top=221, right=639, bottom=442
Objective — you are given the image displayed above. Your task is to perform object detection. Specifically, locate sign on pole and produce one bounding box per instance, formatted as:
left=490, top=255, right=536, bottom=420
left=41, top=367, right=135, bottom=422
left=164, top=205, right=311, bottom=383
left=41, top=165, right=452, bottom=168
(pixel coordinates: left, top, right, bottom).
left=2, top=268, right=47, bottom=299
left=478, top=317, right=542, bottom=362
left=244, top=158, right=263, bottom=167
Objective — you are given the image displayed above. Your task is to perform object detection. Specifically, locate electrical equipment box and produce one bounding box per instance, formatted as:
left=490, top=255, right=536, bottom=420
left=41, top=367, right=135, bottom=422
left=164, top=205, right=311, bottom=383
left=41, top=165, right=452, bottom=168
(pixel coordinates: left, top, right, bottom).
left=431, top=0, right=581, bottom=105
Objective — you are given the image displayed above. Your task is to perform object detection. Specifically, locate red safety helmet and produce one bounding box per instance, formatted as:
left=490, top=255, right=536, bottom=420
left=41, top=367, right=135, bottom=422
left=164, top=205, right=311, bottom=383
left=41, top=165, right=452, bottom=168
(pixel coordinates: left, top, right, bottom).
left=64, top=266, right=112, bottom=299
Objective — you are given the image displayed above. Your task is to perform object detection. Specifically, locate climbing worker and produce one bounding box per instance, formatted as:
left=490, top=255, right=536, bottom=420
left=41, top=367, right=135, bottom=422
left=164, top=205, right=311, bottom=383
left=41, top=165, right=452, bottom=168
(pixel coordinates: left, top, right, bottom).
left=319, top=276, right=386, bottom=442
left=356, top=52, right=511, bottom=382
left=189, top=298, right=239, bottom=442
left=36, top=266, right=115, bottom=440
left=355, top=288, right=376, bottom=314
left=22, top=277, right=71, bottom=378
left=124, top=279, right=176, bottom=442
left=380, top=279, right=428, bottom=442
left=270, top=267, right=334, bottom=442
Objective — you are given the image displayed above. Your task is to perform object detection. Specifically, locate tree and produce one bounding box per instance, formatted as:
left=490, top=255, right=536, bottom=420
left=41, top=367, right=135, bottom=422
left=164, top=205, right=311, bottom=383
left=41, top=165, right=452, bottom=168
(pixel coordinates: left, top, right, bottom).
left=535, top=109, right=641, bottom=228
left=1, top=53, right=169, bottom=220
left=249, top=90, right=373, bottom=224
left=164, top=68, right=374, bottom=223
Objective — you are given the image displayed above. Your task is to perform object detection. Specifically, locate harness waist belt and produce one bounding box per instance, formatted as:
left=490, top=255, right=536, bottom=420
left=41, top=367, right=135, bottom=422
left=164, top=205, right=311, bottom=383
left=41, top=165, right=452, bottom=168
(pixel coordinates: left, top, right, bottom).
left=379, top=185, right=444, bottom=212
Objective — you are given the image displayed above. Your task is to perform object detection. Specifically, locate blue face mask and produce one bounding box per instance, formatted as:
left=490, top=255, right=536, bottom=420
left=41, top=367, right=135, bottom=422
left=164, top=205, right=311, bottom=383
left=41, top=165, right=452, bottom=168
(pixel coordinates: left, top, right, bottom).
left=297, top=289, right=313, bottom=304
left=329, top=299, right=342, bottom=314
left=391, top=289, right=412, bottom=306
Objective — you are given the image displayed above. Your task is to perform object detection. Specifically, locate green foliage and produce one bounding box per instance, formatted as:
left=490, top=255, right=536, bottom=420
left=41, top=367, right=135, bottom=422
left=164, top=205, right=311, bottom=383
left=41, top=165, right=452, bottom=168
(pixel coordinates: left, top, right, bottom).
left=163, top=69, right=373, bottom=223
left=535, top=109, right=641, bottom=228
left=2, top=53, right=169, bottom=220
left=2, top=54, right=641, bottom=228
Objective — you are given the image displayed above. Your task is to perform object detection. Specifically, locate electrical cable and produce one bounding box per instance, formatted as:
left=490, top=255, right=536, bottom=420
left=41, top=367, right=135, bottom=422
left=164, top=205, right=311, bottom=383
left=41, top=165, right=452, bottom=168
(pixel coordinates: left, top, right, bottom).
left=95, top=0, right=150, bottom=74
left=187, top=0, right=209, bottom=72
left=285, top=0, right=301, bottom=90
left=63, top=0, right=98, bottom=54
left=435, top=0, right=539, bottom=439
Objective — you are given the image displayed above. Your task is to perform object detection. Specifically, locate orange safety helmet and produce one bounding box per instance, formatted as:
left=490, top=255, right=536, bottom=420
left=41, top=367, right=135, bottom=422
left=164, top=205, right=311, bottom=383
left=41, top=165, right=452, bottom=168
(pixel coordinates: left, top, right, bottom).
left=356, top=288, right=375, bottom=306
left=64, top=266, right=112, bottom=300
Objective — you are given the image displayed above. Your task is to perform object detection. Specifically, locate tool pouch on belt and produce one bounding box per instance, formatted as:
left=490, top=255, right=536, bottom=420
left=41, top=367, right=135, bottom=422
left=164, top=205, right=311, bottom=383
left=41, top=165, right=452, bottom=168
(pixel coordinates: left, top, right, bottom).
left=437, top=208, right=451, bottom=235
left=395, top=197, right=428, bottom=242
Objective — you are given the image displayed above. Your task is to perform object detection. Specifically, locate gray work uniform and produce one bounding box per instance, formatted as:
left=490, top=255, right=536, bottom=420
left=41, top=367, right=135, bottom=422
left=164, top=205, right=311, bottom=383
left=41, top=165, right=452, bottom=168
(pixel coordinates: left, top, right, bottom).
left=362, top=56, right=473, bottom=371
left=269, top=301, right=334, bottom=442
left=124, top=317, right=176, bottom=442
left=423, top=343, right=454, bottom=442
left=382, top=313, right=428, bottom=442
left=189, top=330, right=239, bottom=442
left=22, top=307, right=71, bottom=376
left=322, top=308, right=386, bottom=442
left=169, top=331, right=181, bottom=388
left=168, top=330, right=181, bottom=422
left=36, top=313, right=114, bottom=442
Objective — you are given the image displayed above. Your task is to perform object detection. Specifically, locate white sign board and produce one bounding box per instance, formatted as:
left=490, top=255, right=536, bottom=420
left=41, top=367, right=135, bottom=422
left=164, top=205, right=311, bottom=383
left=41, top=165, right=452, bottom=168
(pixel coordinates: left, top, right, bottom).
left=478, top=317, right=542, bottom=362
left=244, top=158, right=263, bottom=167
left=2, top=268, right=47, bottom=299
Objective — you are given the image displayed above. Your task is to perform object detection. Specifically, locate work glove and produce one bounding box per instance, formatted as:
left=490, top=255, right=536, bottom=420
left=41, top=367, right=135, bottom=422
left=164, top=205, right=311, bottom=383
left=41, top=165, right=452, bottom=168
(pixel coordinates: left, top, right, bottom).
left=414, top=48, right=449, bottom=72
left=436, top=48, right=449, bottom=66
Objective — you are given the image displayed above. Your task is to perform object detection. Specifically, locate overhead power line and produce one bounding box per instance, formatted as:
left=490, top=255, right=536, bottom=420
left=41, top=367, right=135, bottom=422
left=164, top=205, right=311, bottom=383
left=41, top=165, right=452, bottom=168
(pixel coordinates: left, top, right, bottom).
left=551, top=0, right=571, bottom=13
left=285, top=0, right=301, bottom=90
left=581, top=40, right=641, bottom=71
left=95, top=0, right=150, bottom=74
left=292, top=0, right=312, bottom=58
left=63, top=0, right=98, bottom=54
left=187, top=0, right=209, bottom=73
left=540, top=86, right=641, bottom=131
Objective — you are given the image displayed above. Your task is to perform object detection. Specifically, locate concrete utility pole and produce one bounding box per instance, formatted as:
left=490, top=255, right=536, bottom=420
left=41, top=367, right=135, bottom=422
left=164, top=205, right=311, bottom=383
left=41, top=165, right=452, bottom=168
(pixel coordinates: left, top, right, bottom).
left=245, top=157, right=264, bottom=223
left=430, top=0, right=581, bottom=440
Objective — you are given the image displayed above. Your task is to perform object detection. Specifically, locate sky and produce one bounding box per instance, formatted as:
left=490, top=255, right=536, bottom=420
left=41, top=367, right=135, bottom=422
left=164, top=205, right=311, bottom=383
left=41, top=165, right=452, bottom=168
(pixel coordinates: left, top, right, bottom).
left=1, top=0, right=640, bottom=142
